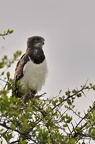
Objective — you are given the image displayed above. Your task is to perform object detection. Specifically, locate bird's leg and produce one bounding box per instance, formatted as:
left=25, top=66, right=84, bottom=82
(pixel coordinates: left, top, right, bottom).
left=20, top=90, right=36, bottom=104
left=21, top=91, right=47, bottom=104
left=20, top=94, right=27, bottom=106
left=20, top=93, right=30, bottom=105
left=28, top=90, right=36, bottom=99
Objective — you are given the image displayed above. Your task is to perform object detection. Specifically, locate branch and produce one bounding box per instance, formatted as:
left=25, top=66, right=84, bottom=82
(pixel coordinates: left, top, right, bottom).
left=52, top=84, right=92, bottom=110
left=71, top=104, right=95, bottom=140
left=0, top=29, right=13, bottom=39
left=0, top=122, right=21, bottom=135
left=10, top=140, right=19, bottom=144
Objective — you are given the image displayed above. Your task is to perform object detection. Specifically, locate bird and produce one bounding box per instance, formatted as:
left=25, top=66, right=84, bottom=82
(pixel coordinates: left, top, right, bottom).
left=13, top=36, right=48, bottom=97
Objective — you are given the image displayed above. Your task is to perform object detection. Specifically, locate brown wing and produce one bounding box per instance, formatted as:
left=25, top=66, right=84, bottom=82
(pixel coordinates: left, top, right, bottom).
left=13, top=48, right=31, bottom=96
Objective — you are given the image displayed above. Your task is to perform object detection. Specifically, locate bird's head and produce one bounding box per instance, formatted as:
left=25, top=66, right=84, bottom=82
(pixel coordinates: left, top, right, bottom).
left=27, top=36, right=45, bottom=49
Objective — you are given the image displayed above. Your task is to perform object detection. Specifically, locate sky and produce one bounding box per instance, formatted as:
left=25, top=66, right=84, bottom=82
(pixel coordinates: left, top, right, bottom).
left=0, top=0, right=95, bottom=109
left=0, top=0, right=95, bottom=143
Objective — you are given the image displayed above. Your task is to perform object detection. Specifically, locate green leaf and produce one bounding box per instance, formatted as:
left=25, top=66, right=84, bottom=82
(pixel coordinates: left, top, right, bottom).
left=67, top=99, right=72, bottom=105
left=72, top=89, right=77, bottom=93
left=13, top=51, right=22, bottom=60
left=65, top=90, right=71, bottom=96
left=93, top=85, right=95, bottom=90
left=78, top=111, right=80, bottom=115
left=75, top=127, right=81, bottom=132
left=1, top=71, right=4, bottom=75
left=91, top=129, right=95, bottom=136
left=77, top=93, right=82, bottom=97
left=52, top=99, right=58, bottom=106
left=19, top=138, right=27, bottom=144
left=7, top=71, right=10, bottom=80
left=7, top=29, right=14, bottom=34
left=68, top=138, right=76, bottom=144
left=0, top=62, right=4, bottom=68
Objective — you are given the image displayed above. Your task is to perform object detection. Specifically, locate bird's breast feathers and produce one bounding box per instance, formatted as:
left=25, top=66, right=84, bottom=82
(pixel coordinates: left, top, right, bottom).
left=20, top=59, right=48, bottom=92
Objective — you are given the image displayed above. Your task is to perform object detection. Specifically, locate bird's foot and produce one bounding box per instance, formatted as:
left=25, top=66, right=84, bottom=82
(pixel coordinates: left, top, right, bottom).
left=20, top=92, right=47, bottom=105
left=29, top=91, right=35, bottom=98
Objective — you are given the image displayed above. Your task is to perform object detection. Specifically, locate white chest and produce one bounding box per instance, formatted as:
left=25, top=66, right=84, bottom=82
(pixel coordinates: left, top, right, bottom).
left=20, top=59, right=48, bottom=92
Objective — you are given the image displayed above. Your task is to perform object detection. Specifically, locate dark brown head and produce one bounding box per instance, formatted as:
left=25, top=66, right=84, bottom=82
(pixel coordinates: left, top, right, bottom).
left=27, top=36, right=45, bottom=48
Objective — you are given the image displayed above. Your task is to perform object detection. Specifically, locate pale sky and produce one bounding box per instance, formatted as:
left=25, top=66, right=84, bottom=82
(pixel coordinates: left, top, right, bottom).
left=0, top=1, right=95, bottom=143
left=1, top=0, right=95, bottom=109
